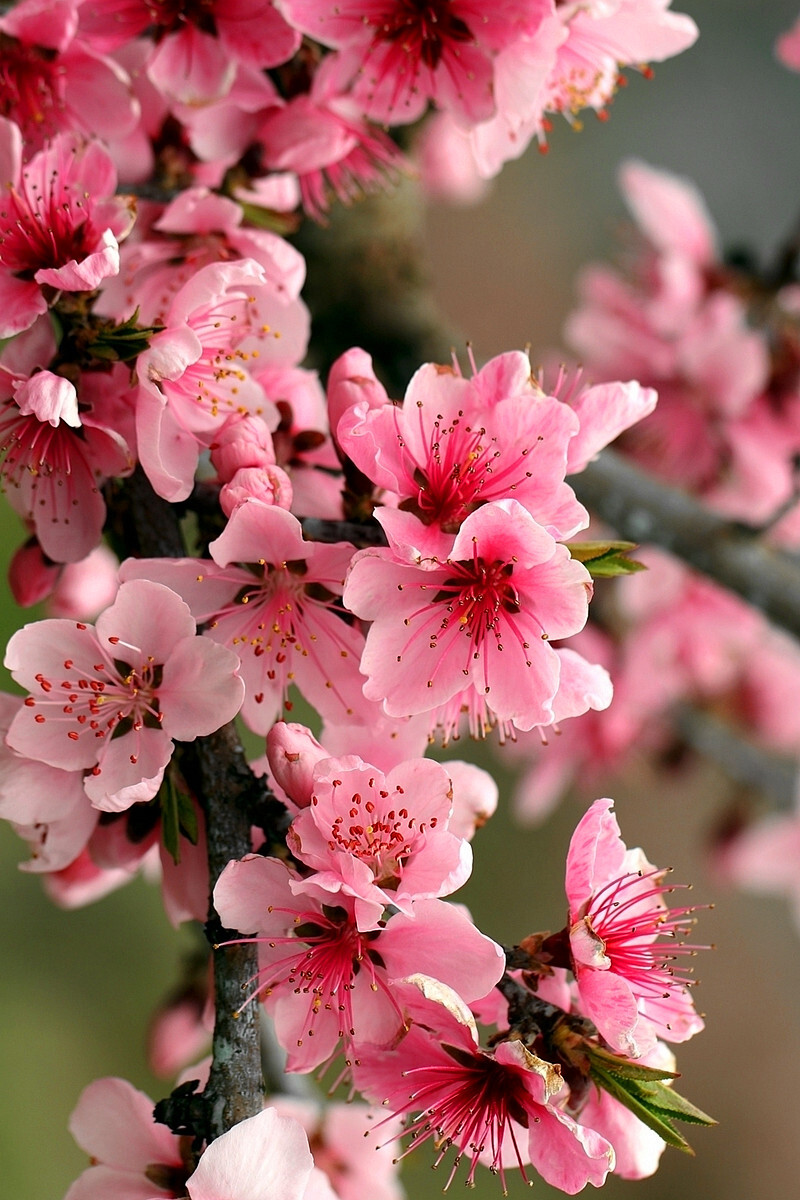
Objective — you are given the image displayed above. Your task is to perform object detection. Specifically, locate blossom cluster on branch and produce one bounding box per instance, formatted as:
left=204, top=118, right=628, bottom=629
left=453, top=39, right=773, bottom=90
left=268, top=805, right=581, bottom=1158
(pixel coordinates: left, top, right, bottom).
left=0, top=0, right=735, bottom=1196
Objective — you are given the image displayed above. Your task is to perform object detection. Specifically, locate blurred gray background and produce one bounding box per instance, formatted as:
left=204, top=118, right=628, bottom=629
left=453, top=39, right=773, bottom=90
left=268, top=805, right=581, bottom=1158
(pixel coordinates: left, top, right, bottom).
left=3, top=2, right=800, bottom=1197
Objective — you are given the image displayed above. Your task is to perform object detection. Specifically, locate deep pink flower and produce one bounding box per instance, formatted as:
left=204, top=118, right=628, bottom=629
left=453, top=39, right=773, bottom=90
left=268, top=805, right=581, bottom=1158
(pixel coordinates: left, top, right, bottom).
left=566, top=799, right=706, bottom=1057
left=4, top=579, right=245, bottom=812
left=214, top=852, right=504, bottom=1072
left=80, top=0, right=301, bottom=105
left=119, top=501, right=366, bottom=734
left=0, top=322, right=134, bottom=563
left=344, top=499, right=593, bottom=738
left=336, top=348, right=586, bottom=553
left=279, top=0, right=537, bottom=127
left=0, top=118, right=134, bottom=337
left=0, top=0, right=139, bottom=155
left=355, top=980, right=614, bottom=1193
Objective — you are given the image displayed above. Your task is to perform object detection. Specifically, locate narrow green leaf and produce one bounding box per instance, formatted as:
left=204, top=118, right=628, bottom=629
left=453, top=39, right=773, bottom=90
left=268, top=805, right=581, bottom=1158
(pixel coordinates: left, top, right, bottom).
left=565, top=540, right=646, bottom=577
left=587, top=1044, right=679, bottom=1082
left=160, top=777, right=181, bottom=866
left=176, top=785, right=199, bottom=846
left=591, top=1066, right=693, bottom=1152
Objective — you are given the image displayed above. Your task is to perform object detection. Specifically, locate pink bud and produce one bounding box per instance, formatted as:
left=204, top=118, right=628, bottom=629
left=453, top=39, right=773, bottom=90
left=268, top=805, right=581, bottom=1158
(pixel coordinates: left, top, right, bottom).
left=326, top=348, right=389, bottom=442
left=8, top=540, right=59, bottom=607
left=266, top=722, right=329, bottom=809
left=210, top=416, right=276, bottom=482
left=220, top=465, right=293, bottom=516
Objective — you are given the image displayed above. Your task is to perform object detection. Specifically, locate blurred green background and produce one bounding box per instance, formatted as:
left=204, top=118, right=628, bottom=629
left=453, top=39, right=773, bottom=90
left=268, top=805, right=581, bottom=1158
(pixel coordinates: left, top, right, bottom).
left=3, top=2, right=800, bottom=1198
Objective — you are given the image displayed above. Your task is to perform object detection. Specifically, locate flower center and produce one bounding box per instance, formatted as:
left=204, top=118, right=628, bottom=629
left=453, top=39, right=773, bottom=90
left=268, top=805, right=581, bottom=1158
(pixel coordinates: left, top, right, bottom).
left=0, top=35, right=64, bottom=145
left=370, top=1, right=474, bottom=70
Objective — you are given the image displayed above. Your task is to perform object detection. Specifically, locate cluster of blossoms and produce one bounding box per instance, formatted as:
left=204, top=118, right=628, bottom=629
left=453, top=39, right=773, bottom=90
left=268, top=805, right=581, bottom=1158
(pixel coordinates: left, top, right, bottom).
left=0, top=1, right=718, bottom=1196
left=0, top=0, right=697, bottom=217
left=498, top=155, right=800, bottom=944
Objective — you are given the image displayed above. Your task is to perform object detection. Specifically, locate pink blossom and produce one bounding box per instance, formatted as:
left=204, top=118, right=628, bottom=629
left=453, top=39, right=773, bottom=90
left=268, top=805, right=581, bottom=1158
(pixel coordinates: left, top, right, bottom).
left=271, top=1097, right=405, bottom=1200
left=278, top=0, right=538, bottom=127
left=0, top=118, right=134, bottom=337
left=0, top=693, right=97, bottom=874
left=344, top=500, right=593, bottom=739
left=214, top=852, right=504, bottom=1072
left=542, top=1, right=699, bottom=123
left=80, top=0, right=300, bottom=106
left=119, top=502, right=366, bottom=734
left=96, top=186, right=306, bottom=325
left=255, top=56, right=406, bottom=221
left=0, top=0, right=139, bottom=155
left=47, top=544, right=120, bottom=619
left=776, top=13, right=800, bottom=70
left=355, top=979, right=614, bottom=1193
left=148, top=979, right=213, bottom=1080
left=566, top=799, right=706, bottom=1057
left=415, top=110, right=492, bottom=205
left=286, top=753, right=472, bottom=930
left=716, top=783, right=800, bottom=929
left=337, top=349, right=587, bottom=552
left=65, top=1076, right=316, bottom=1200
left=134, top=258, right=308, bottom=500
left=4, top=579, right=245, bottom=812
left=0, top=323, right=134, bottom=563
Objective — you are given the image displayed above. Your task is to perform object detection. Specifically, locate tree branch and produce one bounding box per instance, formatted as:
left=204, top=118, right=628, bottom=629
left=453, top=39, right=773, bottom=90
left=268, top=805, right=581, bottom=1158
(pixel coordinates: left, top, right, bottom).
left=571, top=449, right=800, bottom=642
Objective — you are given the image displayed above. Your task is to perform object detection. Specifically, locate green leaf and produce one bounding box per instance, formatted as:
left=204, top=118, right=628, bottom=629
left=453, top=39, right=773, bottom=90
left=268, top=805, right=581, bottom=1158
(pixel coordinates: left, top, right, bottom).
left=88, top=309, right=164, bottom=364
left=587, top=1043, right=679, bottom=1082
left=159, top=769, right=198, bottom=865
left=160, top=776, right=181, bottom=866
left=565, top=540, right=647, bottom=577
left=589, top=1059, right=716, bottom=1155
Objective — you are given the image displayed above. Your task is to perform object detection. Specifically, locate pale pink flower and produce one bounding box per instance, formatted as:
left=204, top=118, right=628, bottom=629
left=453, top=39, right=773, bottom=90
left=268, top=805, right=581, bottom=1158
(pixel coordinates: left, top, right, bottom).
left=542, top=1, right=699, bottom=122
left=287, top=753, right=472, bottom=930
left=0, top=0, right=139, bottom=155
left=441, top=759, right=499, bottom=839
left=4, top=579, right=245, bottom=812
left=214, top=852, right=504, bottom=1072
left=119, top=502, right=366, bottom=735
left=466, top=2, right=697, bottom=176
left=148, top=985, right=213, bottom=1081
left=43, top=844, right=142, bottom=908
left=96, top=185, right=306, bottom=325
left=415, top=110, right=491, bottom=205
left=47, top=544, right=120, bottom=619
left=344, top=500, right=593, bottom=739
left=566, top=798, right=706, bottom=1057
left=355, top=979, right=614, bottom=1193
left=134, top=258, right=308, bottom=501
left=271, top=1097, right=405, bottom=1200
left=0, top=118, right=134, bottom=337
left=65, top=1076, right=316, bottom=1200
left=0, top=693, right=97, bottom=874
